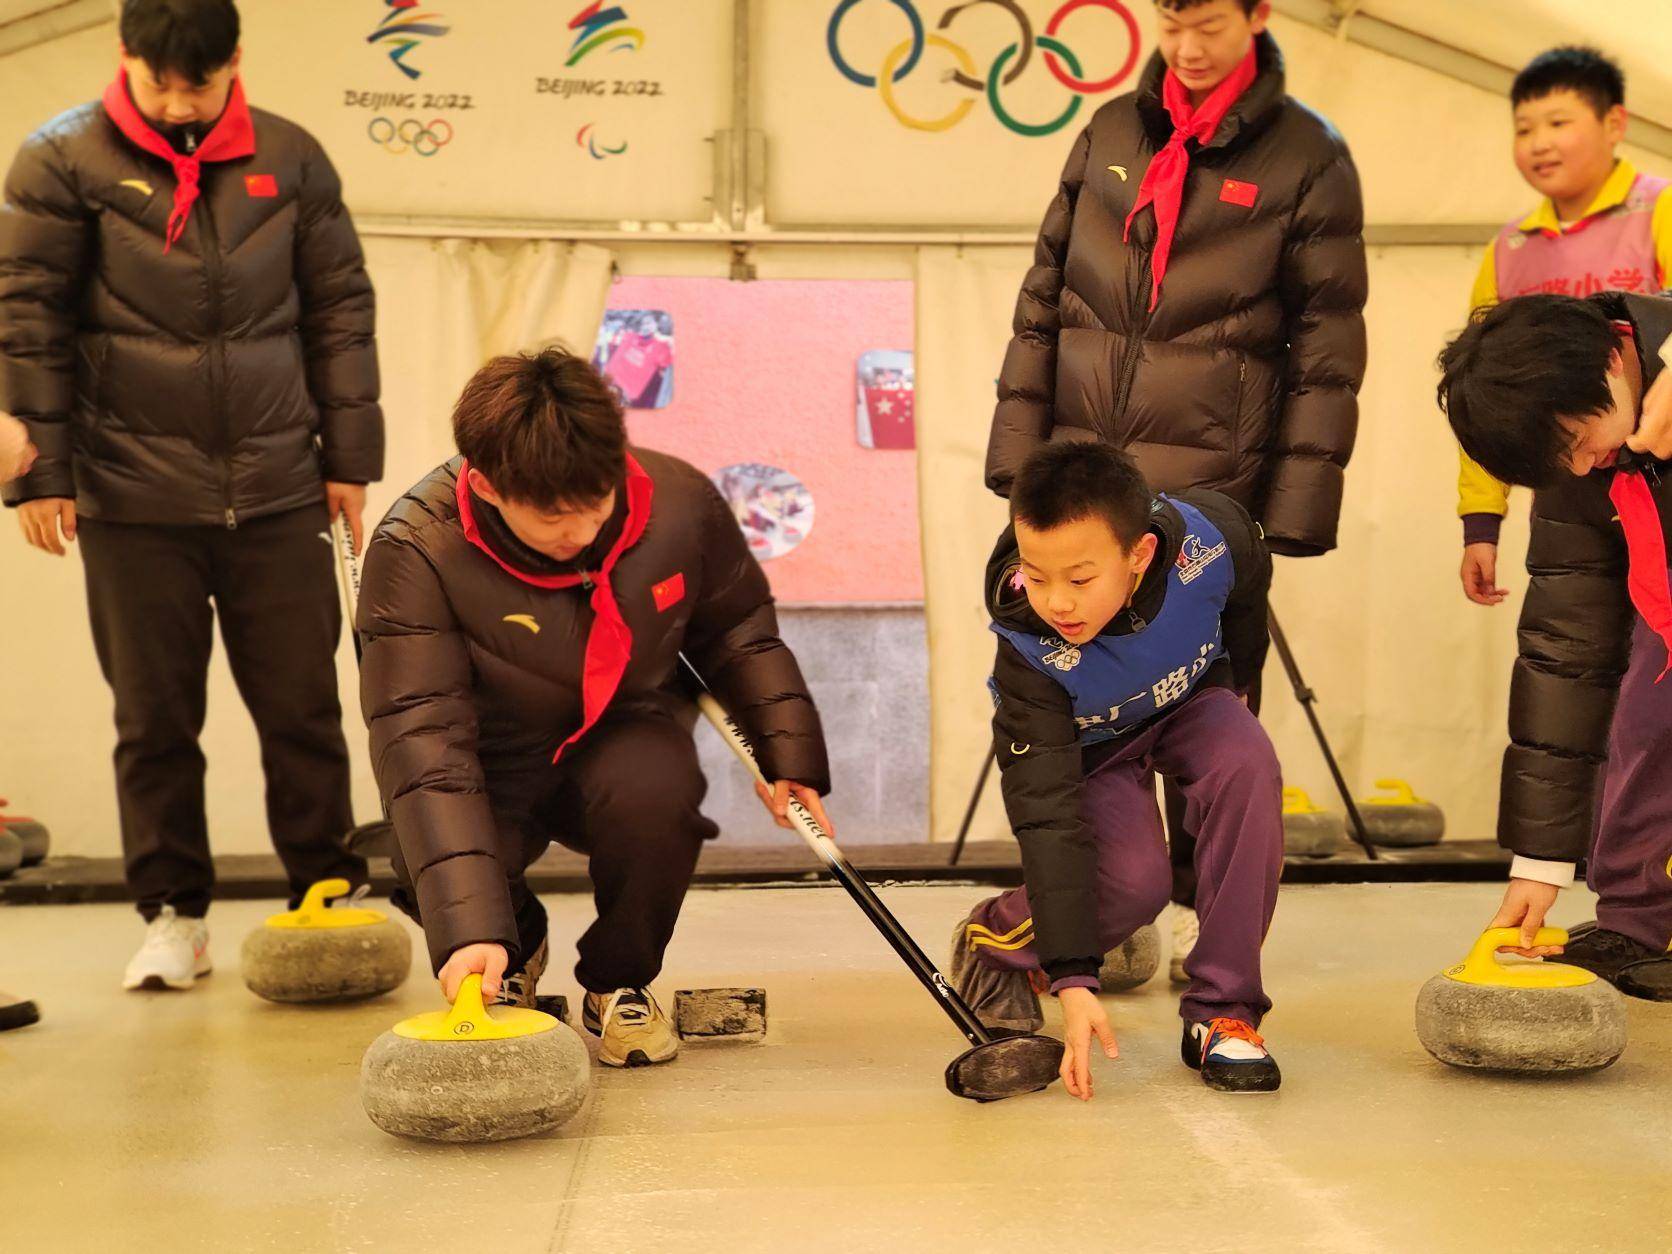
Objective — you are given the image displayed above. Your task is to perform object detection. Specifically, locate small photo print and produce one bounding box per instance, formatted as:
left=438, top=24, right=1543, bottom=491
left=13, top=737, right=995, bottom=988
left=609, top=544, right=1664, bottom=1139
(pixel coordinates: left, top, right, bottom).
left=856, top=349, right=915, bottom=450
left=711, top=463, right=815, bottom=562
left=594, top=309, right=674, bottom=409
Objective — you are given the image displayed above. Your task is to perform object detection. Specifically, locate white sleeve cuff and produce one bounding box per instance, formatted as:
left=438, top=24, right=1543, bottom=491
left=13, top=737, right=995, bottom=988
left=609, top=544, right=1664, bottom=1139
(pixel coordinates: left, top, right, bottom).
left=1661, top=337, right=1672, bottom=369
left=1510, top=856, right=1577, bottom=888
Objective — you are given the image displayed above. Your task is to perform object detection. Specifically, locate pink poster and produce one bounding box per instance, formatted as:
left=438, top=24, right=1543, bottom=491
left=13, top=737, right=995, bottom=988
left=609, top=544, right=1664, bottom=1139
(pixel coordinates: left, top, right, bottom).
left=613, top=276, right=921, bottom=603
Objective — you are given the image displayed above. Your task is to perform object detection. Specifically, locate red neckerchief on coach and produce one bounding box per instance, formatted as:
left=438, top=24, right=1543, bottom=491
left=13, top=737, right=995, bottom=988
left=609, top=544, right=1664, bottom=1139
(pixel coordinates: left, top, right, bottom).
left=455, top=456, right=655, bottom=762
left=100, top=68, right=257, bottom=253
left=1123, top=47, right=1259, bottom=312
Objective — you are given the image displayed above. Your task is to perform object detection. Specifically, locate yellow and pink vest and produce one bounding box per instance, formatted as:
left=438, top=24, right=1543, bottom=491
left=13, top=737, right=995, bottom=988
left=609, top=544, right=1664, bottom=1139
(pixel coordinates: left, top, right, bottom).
left=1494, top=172, right=1670, bottom=298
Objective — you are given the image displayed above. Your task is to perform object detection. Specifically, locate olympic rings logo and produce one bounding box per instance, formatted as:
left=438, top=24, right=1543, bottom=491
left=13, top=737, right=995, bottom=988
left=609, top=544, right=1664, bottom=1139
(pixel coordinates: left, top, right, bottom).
left=826, top=0, right=1140, bottom=137
left=366, top=115, right=455, bottom=157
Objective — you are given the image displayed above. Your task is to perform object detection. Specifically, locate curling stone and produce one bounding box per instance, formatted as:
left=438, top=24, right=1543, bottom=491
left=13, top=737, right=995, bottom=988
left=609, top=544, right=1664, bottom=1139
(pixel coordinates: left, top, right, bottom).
left=1, top=815, right=49, bottom=866
left=1415, top=927, right=1627, bottom=1075
left=1357, top=779, right=1445, bottom=847
left=241, top=878, right=412, bottom=1004
left=0, top=828, right=22, bottom=879
left=1282, top=788, right=1345, bottom=857
left=1099, top=924, right=1161, bottom=992
left=674, top=987, right=767, bottom=1042
left=361, top=973, right=592, bottom=1143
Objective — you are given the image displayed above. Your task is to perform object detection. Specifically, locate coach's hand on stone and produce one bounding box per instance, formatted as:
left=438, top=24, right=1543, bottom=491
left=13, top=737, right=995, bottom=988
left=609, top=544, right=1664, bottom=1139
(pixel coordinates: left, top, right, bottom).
left=1460, top=543, right=1507, bottom=606
left=326, top=481, right=367, bottom=555
left=0, top=413, right=36, bottom=483
left=1488, top=878, right=1563, bottom=958
left=17, top=497, right=76, bottom=556
left=1627, top=366, right=1672, bottom=460
left=438, top=942, right=510, bottom=1003
left=756, top=779, right=836, bottom=837
left=1058, top=986, right=1118, bottom=1102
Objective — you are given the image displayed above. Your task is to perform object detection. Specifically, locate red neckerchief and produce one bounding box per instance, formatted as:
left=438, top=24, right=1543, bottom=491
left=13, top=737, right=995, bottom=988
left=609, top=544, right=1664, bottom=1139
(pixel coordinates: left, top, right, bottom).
left=1606, top=322, right=1672, bottom=681
left=101, top=68, right=256, bottom=253
left=1124, top=47, right=1259, bottom=312
left=455, top=456, right=655, bottom=762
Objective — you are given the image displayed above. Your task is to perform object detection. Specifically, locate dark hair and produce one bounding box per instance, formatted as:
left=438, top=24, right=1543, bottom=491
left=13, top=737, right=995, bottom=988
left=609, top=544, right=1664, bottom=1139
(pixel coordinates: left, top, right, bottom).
left=1011, top=442, right=1153, bottom=549
left=1512, top=46, right=1625, bottom=117
left=121, top=0, right=240, bottom=86
left=1436, top=295, right=1620, bottom=488
left=452, top=348, right=627, bottom=509
left=1156, top=0, right=1261, bottom=16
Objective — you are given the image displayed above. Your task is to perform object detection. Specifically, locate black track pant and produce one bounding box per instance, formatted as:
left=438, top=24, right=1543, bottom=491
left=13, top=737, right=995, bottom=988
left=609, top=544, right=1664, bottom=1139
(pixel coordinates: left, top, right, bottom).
left=1167, top=675, right=1264, bottom=907
left=80, top=504, right=363, bottom=920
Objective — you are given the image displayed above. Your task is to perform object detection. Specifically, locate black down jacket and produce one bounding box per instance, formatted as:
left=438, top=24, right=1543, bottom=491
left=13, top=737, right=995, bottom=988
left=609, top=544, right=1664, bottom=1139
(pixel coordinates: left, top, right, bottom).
left=988, top=33, right=1367, bottom=557
left=987, top=490, right=1272, bottom=983
left=0, top=81, right=382, bottom=523
left=1501, top=292, right=1672, bottom=862
left=359, top=450, right=830, bottom=969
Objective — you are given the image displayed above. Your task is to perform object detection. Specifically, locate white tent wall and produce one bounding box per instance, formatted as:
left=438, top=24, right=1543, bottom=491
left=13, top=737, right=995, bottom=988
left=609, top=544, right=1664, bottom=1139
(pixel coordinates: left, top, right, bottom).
left=0, top=4, right=1667, bottom=857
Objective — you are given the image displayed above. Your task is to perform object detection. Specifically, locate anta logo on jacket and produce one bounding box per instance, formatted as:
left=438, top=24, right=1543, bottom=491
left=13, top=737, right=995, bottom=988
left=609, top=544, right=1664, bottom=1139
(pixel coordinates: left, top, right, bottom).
left=992, top=498, right=1234, bottom=743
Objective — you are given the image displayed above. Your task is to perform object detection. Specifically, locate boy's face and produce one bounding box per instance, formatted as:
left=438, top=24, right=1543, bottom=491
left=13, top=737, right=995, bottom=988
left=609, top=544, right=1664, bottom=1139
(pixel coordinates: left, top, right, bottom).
left=122, top=50, right=240, bottom=128
left=1512, top=90, right=1626, bottom=208
left=1014, top=514, right=1159, bottom=646
left=468, top=468, right=616, bottom=562
left=1155, top=1, right=1268, bottom=98
left=1560, top=347, right=1638, bottom=475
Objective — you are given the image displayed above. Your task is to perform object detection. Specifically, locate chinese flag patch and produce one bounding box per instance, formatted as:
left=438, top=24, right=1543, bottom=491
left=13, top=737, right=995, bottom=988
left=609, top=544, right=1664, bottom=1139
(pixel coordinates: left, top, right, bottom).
left=244, top=174, right=278, bottom=198
left=651, top=572, right=686, bottom=613
left=1219, top=179, right=1258, bottom=209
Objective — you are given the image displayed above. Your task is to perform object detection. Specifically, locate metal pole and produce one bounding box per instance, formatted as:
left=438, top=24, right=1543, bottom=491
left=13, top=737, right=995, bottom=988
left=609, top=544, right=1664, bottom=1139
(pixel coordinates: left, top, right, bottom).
left=1267, top=608, right=1378, bottom=859
left=948, top=751, right=995, bottom=867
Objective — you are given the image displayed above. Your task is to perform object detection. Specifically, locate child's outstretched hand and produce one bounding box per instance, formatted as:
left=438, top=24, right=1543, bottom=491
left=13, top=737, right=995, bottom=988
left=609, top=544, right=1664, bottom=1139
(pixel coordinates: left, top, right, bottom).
left=438, top=942, right=510, bottom=1003
left=1488, top=878, right=1563, bottom=958
left=1460, top=543, right=1508, bottom=606
left=1057, top=986, right=1118, bottom=1101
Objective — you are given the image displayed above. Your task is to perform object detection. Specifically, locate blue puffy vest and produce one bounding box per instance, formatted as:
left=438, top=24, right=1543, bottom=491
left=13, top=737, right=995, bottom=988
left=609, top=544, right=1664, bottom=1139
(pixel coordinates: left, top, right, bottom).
left=991, top=498, right=1235, bottom=745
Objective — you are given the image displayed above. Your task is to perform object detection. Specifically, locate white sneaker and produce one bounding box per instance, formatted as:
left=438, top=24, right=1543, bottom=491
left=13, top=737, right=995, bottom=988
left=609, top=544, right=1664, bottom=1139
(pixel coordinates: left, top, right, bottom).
left=1169, top=904, right=1199, bottom=986
left=122, top=906, right=212, bottom=991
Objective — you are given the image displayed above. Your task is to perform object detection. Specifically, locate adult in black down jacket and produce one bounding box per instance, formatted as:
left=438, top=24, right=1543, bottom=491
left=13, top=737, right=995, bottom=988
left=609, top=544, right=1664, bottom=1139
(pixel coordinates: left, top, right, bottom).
left=989, top=25, right=1366, bottom=558
left=0, top=4, right=380, bottom=987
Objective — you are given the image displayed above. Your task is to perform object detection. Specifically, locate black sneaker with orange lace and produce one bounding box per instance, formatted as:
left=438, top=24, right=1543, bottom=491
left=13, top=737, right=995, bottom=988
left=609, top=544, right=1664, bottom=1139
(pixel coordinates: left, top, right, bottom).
left=1181, top=1018, right=1281, bottom=1092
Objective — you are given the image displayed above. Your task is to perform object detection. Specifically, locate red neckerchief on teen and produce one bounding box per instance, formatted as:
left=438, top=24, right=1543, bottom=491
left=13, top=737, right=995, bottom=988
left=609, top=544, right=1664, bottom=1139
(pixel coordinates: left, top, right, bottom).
left=1606, top=321, right=1672, bottom=681
left=101, top=67, right=256, bottom=253
left=455, top=456, right=655, bottom=761
left=1123, top=47, right=1259, bottom=312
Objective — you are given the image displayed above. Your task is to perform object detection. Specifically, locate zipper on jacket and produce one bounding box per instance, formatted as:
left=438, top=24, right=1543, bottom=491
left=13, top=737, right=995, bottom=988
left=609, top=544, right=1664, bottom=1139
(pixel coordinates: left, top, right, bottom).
left=1111, top=250, right=1155, bottom=428
left=1231, top=356, right=1247, bottom=462
left=198, top=194, right=235, bottom=528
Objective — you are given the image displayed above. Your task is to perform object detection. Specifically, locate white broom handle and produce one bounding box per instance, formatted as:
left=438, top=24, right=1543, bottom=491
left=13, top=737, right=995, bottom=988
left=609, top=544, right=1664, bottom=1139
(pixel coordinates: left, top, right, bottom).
left=693, top=691, right=843, bottom=867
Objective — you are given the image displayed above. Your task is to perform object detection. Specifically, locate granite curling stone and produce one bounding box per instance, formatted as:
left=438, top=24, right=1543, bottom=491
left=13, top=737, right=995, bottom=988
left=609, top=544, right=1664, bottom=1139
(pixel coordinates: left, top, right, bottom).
left=361, top=974, right=592, bottom=1143
left=242, top=879, right=412, bottom=1004
left=1358, top=779, right=1445, bottom=848
left=1281, top=788, right=1345, bottom=857
left=1099, top=924, right=1161, bottom=992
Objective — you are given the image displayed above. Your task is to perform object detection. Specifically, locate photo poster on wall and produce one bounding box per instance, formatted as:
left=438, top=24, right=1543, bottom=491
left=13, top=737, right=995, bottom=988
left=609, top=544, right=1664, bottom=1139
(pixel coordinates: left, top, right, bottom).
left=238, top=0, right=733, bottom=222
left=594, top=309, right=675, bottom=409
left=856, top=349, right=915, bottom=450
left=711, top=464, right=816, bottom=563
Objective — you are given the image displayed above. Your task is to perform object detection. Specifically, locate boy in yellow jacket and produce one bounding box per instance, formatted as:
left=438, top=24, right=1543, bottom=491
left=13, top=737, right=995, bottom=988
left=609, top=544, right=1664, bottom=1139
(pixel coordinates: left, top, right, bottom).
left=1459, top=47, right=1672, bottom=604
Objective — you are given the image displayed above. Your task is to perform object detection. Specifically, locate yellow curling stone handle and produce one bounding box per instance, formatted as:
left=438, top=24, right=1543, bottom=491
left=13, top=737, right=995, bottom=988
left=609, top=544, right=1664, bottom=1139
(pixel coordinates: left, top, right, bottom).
left=1443, top=927, right=1595, bottom=989
left=264, top=878, right=389, bottom=929
left=393, top=974, right=557, bottom=1042
left=1282, top=787, right=1324, bottom=816
left=1362, top=779, right=1425, bottom=808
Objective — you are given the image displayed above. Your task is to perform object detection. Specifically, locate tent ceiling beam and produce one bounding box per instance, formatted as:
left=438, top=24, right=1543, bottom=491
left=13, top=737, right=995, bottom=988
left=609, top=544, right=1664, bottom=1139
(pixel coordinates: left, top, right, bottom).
left=0, top=0, right=111, bottom=61
left=1272, top=0, right=1672, bottom=159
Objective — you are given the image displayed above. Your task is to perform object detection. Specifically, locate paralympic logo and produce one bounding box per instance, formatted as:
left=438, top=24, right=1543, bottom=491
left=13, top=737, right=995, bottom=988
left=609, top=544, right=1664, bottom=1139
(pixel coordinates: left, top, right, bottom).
left=367, top=116, right=455, bottom=157
left=826, top=0, right=1140, bottom=137
left=567, top=2, right=646, bottom=66
left=368, top=1, right=450, bottom=81
left=577, top=123, right=629, bottom=160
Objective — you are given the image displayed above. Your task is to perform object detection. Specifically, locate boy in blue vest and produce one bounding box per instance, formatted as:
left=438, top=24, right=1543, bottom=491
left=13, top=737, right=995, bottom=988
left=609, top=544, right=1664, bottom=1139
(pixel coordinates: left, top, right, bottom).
left=950, top=442, right=1283, bottom=1098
